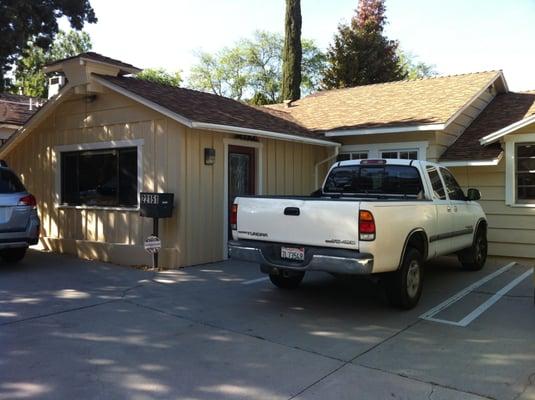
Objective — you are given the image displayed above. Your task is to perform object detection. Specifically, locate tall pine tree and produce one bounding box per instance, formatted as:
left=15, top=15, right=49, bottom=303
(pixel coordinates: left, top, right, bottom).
left=281, top=0, right=302, bottom=101
left=322, top=0, right=406, bottom=89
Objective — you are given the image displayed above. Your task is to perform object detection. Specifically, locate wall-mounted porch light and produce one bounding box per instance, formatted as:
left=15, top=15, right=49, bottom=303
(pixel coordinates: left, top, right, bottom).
left=204, top=148, right=216, bottom=165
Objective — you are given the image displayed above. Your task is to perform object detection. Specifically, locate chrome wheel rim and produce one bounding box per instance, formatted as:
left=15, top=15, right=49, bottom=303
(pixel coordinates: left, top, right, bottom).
left=407, top=260, right=421, bottom=299
left=475, top=236, right=487, bottom=264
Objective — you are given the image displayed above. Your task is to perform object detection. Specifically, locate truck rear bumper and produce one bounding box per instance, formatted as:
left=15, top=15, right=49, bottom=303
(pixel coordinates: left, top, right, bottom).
left=228, top=240, right=373, bottom=275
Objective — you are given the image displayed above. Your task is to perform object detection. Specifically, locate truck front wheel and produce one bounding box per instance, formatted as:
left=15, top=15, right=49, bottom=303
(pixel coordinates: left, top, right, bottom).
left=269, top=269, right=305, bottom=289
left=385, top=247, right=424, bottom=309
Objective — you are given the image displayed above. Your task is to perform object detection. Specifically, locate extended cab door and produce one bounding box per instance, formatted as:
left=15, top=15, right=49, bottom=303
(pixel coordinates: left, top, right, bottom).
left=439, top=168, right=475, bottom=251
left=425, top=165, right=453, bottom=255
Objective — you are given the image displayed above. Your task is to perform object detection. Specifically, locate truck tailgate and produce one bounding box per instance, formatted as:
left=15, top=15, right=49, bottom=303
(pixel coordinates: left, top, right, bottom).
left=236, top=197, right=360, bottom=250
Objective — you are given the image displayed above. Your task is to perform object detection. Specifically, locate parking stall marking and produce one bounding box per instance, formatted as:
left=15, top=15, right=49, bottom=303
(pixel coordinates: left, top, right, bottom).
left=241, top=276, right=269, bottom=285
left=420, top=262, right=533, bottom=327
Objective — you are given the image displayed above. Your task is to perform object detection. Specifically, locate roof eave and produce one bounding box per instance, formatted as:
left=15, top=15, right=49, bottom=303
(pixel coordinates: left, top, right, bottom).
left=480, top=114, right=535, bottom=145
left=44, top=57, right=141, bottom=75
left=440, top=152, right=503, bottom=167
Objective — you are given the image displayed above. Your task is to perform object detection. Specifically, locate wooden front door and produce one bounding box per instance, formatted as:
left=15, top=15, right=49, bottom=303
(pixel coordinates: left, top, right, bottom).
left=228, top=145, right=256, bottom=236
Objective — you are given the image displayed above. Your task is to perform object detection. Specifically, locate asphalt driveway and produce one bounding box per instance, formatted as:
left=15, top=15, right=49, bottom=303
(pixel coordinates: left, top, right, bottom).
left=0, top=250, right=533, bottom=400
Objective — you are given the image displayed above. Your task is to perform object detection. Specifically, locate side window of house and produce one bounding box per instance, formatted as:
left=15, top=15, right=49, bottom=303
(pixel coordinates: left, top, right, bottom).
left=440, top=168, right=465, bottom=201
left=426, top=166, right=446, bottom=200
left=61, top=147, right=138, bottom=207
left=381, top=150, right=418, bottom=160
left=338, top=151, right=369, bottom=161
left=516, top=143, right=535, bottom=202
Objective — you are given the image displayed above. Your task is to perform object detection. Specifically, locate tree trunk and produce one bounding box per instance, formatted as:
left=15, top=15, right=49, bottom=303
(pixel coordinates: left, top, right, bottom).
left=281, top=0, right=302, bottom=102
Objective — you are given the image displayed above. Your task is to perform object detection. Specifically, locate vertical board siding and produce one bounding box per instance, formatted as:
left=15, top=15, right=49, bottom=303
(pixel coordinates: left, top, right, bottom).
left=450, top=161, right=535, bottom=259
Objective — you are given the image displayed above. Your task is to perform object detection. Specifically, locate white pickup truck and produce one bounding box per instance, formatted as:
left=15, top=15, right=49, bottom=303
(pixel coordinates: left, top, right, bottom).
left=228, top=159, right=488, bottom=309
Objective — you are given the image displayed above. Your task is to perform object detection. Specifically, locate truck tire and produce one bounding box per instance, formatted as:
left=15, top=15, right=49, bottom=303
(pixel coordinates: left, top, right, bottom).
left=1, top=247, right=27, bottom=263
left=458, top=227, right=487, bottom=271
left=385, top=247, right=423, bottom=310
left=269, top=270, right=305, bottom=289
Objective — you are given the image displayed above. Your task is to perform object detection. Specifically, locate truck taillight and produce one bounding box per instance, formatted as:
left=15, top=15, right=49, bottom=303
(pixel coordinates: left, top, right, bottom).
left=19, top=194, right=37, bottom=208
left=359, top=210, right=375, bottom=241
left=230, top=204, right=238, bottom=230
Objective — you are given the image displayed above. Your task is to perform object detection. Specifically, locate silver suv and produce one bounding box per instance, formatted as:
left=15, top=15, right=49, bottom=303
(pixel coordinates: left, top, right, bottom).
left=0, top=165, right=40, bottom=263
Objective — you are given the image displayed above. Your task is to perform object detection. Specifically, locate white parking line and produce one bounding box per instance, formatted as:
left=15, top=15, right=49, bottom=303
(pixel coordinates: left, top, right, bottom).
left=241, top=277, right=269, bottom=285
left=420, top=262, right=532, bottom=327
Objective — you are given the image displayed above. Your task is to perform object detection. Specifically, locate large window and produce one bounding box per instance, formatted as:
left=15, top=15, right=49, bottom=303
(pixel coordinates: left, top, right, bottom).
left=338, top=151, right=369, bottom=161
left=381, top=150, right=418, bottom=160
left=61, top=147, right=138, bottom=207
left=516, top=143, right=535, bottom=203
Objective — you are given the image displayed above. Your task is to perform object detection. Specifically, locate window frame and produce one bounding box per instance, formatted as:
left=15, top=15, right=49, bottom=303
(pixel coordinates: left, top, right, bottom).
left=54, top=139, right=143, bottom=211
left=340, top=141, right=427, bottom=161
left=505, top=133, right=535, bottom=207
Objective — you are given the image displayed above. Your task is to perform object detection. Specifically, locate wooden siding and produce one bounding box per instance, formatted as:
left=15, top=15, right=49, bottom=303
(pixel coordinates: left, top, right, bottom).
left=450, top=160, right=535, bottom=260
left=5, top=87, right=327, bottom=268
left=177, top=129, right=326, bottom=266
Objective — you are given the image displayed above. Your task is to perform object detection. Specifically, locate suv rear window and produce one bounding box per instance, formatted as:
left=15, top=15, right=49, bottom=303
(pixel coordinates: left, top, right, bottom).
left=0, top=169, right=25, bottom=194
left=323, top=165, right=423, bottom=197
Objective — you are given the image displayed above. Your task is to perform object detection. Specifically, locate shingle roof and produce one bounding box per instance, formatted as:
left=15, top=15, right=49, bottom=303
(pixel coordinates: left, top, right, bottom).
left=0, top=93, right=43, bottom=126
left=45, top=52, right=141, bottom=75
left=266, top=71, right=501, bottom=132
left=440, top=92, right=535, bottom=161
left=97, top=75, right=326, bottom=140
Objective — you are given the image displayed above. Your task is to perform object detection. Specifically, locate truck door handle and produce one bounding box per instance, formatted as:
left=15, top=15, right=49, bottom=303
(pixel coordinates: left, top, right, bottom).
left=284, top=207, right=300, bottom=216
left=447, top=206, right=451, bottom=212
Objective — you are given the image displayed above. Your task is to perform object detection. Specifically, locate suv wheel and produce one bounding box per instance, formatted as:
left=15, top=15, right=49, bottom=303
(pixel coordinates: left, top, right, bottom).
left=1, top=247, right=27, bottom=263
left=458, top=227, right=487, bottom=271
left=385, top=247, right=424, bottom=310
left=269, top=269, right=305, bottom=289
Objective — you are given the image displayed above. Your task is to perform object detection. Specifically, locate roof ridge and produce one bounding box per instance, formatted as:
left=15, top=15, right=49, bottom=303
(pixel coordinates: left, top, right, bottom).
left=299, top=70, right=502, bottom=100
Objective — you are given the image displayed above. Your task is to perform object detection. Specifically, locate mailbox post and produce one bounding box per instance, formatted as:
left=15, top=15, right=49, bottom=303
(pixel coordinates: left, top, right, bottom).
left=140, top=192, right=174, bottom=269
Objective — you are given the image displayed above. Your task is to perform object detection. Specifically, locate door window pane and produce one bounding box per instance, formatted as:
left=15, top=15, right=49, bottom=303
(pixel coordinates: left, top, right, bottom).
left=516, top=143, right=535, bottom=202
left=426, top=166, right=446, bottom=200
left=61, top=147, right=138, bottom=207
left=440, top=168, right=465, bottom=201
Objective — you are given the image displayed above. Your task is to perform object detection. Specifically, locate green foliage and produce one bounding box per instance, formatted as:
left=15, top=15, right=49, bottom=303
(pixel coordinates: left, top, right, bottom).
left=137, top=68, right=182, bottom=88
left=13, top=30, right=92, bottom=97
left=0, top=0, right=97, bottom=91
left=322, top=0, right=406, bottom=89
left=281, top=0, right=302, bottom=101
left=188, top=31, right=325, bottom=104
left=397, top=50, right=437, bottom=80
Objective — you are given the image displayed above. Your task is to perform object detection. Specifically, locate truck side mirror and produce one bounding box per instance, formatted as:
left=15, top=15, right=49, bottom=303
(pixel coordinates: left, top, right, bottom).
left=467, top=188, right=481, bottom=201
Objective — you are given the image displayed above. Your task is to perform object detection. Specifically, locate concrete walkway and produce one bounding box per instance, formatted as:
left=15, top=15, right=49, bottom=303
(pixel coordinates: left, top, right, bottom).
left=1, top=250, right=533, bottom=399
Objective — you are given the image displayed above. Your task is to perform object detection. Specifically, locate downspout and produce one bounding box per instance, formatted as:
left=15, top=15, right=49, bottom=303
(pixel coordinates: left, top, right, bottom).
left=314, top=146, right=339, bottom=189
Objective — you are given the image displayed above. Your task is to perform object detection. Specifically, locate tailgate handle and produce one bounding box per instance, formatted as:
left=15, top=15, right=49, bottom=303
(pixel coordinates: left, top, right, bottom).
left=284, top=207, right=300, bottom=216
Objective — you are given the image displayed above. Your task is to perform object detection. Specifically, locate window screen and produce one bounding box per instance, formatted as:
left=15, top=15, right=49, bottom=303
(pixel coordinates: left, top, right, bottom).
left=61, top=147, right=138, bottom=207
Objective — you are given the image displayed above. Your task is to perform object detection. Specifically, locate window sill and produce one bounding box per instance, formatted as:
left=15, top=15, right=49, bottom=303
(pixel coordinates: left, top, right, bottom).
left=507, top=203, right=535, bottom=208
left=56, top=204, right=140, bottom=212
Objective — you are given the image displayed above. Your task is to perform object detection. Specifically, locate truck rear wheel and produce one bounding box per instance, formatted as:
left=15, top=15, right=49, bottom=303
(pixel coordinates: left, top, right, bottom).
left=385, top=247, right=423, bottom=310
left=1, top=247, right=27, bottom=263
left=458, top=227, right=487, bottom=271
left=269, top=269, right=305, bottom=289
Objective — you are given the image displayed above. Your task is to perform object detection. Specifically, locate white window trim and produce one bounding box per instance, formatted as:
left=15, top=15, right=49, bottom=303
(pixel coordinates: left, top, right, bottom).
left=505, top=133, right=535, bottom=207
left=222, top=138, right=264, bottom=258
left=54, top=139, right=144, bottom=211
left=340, top=141, right=428, bottom=160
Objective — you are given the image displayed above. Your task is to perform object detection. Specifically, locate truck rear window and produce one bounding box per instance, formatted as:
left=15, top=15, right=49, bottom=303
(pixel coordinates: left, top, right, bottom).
left=323, top=165, right=423, bottom=197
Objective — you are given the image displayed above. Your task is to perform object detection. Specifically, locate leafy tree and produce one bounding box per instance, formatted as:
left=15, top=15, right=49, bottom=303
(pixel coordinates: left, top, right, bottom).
left=13, top=30, right=92, bottom=97
left=137, top=68, right=182, bottom=87
left=398, top=50, right=437, bottom=80
left=281, top=0, right=302, bottom=101
left=0, top=0, right=97, bottom=91
left=322, top=0, right=406, bottom=89
left=188, top=31, right=325, bottom=104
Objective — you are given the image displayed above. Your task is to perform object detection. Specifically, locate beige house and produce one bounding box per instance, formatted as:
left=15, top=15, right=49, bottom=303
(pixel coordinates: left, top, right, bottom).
left=1, top=52, right=534, bottom=267
left=0, top=53, right=336, bottom=268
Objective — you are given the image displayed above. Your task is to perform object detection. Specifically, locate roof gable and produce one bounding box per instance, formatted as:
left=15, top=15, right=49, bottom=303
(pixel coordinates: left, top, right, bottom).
left=266, top=71, right=505, bottom=133
left=44, top=52, right=141, bottom=76
left=440, top=92, right=535, bottom=162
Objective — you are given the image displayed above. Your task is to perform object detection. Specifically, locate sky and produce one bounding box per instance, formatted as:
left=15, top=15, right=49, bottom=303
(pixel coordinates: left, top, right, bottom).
left=61, top=0, right=535, bottom=91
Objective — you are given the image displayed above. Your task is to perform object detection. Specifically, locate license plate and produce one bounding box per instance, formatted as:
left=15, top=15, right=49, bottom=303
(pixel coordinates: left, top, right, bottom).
left=281, top=246, right=305, bottom=261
